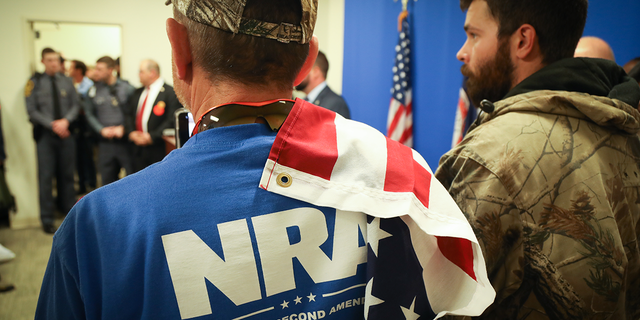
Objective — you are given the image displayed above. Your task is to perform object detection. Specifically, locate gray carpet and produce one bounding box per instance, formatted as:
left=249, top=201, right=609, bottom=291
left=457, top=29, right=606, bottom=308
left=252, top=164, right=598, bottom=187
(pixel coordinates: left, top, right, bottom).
left=0, top=225, right=55, bottom=320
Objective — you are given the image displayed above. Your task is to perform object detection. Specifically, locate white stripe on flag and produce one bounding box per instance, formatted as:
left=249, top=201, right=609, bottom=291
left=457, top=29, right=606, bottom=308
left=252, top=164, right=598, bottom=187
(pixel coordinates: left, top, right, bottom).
left=388, top=104, right=407, bottom=142
left=333, top=116, right=388, bottom=189
left=387, top=99, right=403, bottom=132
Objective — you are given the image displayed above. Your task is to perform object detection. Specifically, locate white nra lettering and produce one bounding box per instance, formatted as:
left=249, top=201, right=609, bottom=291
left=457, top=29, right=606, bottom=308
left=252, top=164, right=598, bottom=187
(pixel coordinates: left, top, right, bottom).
left=162, top=208, right=367, bottom=320
left=162, top=221, right=261, bottom=319
left=252, top=208, right=367, bottom=297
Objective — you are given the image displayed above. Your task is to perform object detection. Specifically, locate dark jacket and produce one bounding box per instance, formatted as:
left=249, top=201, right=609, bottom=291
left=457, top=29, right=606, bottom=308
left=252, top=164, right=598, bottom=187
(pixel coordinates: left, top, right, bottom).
left=312, top=86, right=351, bottom=119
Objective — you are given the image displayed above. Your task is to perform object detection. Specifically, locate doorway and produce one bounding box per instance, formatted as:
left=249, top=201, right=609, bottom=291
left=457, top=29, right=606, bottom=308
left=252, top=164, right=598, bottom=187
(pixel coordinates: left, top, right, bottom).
left=29, top=20, right=122, bottom=75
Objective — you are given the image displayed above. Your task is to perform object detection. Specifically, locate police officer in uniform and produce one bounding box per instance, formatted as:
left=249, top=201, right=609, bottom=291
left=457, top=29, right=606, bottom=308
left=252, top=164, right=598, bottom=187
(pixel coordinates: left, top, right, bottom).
left=25, top=47, right=80, bottom=234
left=84, top=56, right=135, bottom=186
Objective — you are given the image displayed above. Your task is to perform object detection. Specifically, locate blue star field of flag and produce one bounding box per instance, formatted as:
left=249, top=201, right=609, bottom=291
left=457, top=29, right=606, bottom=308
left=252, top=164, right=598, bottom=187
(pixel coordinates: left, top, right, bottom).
left=365, top=216, right=435, bottom=319
left=391, top=19, right=412, bottom=106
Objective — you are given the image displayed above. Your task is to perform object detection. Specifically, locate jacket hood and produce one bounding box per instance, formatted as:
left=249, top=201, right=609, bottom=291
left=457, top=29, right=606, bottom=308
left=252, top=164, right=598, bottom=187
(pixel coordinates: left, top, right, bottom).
left=504, top=57, right=640, bottom=108
left=475, top=58, right=640, bottom=135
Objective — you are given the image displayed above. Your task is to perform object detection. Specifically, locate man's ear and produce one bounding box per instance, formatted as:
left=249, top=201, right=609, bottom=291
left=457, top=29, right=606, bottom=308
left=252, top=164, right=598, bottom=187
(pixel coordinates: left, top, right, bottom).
left=166, top=18, right=192, bottom=80
left=512, top=24, right=537, bottom=60
left=294, top=35, right=319, bottom=86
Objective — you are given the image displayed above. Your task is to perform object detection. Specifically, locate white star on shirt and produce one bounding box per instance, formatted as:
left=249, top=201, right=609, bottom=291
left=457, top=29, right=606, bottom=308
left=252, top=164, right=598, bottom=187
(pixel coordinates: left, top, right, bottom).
left=367, top=217, right=392, bottom=257
left=401, top=297, right=420, bottom=320
left=294, top=296, right=302, bottom=304
left=364, top=278, right=384, bottom=320
left=307, top=293, right=316, bottom=302
left=281, top=300, right=289, bottom=309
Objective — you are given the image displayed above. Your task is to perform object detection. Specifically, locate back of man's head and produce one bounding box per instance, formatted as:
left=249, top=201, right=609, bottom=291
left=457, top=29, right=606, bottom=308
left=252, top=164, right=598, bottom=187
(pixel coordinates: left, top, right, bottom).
left=72, top=60, right=88, bottom=76
left=574, top=36, right=616, bottom=61
left=460, top=0, right=588, bottom=65
left=170, top=0, right=314, bottom=91
left=623, top=57, right=640, bottom=74
left=314, top=51, right=329, bottom=79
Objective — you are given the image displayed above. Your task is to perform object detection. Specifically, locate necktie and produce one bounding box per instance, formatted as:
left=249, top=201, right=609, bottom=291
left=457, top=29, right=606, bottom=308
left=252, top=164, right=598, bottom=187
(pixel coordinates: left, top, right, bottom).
left=136, top=88, right=150, bottom=132
left=50, top=76, right=62, bottom=120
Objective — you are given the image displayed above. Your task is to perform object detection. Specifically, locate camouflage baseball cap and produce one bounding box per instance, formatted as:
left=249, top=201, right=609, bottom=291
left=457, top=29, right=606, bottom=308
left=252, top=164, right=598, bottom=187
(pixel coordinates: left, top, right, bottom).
left=165, top=0, right=317, bottom=44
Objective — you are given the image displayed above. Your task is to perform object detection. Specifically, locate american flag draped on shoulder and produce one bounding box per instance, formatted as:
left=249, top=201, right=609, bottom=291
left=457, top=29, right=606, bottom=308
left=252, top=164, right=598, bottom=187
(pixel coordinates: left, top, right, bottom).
left=387, top=9, right=413, bottom=147
left=260, top=100, right=495, bottom=319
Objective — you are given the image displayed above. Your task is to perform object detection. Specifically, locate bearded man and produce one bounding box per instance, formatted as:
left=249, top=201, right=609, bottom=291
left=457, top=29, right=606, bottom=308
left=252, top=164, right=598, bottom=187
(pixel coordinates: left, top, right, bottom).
left=436, top=0, right=640, bottom=319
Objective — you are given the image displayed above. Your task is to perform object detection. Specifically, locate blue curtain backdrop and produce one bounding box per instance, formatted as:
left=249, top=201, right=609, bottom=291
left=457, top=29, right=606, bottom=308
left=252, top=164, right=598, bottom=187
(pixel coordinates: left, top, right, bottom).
left=343, top=0, right=640, bottom=168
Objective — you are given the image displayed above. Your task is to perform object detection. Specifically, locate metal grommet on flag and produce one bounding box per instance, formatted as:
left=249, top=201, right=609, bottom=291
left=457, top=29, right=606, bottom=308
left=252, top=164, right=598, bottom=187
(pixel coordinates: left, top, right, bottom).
left=276, top=173, right=293, bottom=187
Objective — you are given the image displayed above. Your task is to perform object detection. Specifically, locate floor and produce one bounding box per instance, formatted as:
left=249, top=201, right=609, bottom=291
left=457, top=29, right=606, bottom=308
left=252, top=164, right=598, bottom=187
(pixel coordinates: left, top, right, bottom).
left=0, top=173, right=101, bottom=318
left=0, top=222, right=60, bottom=319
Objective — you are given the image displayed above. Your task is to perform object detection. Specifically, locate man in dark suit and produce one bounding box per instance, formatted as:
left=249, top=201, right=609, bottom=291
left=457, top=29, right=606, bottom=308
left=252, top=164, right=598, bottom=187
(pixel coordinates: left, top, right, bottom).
left=126, top=59, right=181, bottom=172
left=295, top=51, right=351, bottom=119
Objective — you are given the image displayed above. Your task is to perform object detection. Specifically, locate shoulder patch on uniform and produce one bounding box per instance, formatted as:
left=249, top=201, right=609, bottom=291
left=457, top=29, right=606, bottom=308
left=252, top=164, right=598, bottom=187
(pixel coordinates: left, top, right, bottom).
left=88, top=86, right=96, bottom=98
left=25, top=80, right=35, bottom=97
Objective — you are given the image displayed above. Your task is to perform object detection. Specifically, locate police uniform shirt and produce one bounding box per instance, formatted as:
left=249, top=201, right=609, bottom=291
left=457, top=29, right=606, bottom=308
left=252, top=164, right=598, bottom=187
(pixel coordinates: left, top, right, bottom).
left=86, top=79, right=134, bottom=133
left=25, top=73, right=80, bottom=129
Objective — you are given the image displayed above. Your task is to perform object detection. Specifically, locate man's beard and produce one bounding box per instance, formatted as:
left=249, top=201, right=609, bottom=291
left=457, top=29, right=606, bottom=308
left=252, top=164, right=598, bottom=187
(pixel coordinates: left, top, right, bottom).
left=461, top=39, right=514, bottom=109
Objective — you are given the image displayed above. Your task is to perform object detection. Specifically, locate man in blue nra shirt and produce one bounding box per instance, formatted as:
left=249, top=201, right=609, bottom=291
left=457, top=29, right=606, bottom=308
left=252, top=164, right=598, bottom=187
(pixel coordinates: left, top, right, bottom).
left=35, top=2, right=369, bottom=318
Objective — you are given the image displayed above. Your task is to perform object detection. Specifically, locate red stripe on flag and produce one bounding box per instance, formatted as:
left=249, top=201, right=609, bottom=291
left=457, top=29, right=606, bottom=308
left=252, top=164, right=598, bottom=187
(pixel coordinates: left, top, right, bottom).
left=387, top=98, right=404, bottom=136
left=397, top=101, right=413, bottom=144
left=269, top=100, right=339, bottom=180
left=384, top=139, right=414, bottom=192
left=398, top=125, right=413, bottom=145
left=412, top=159, right=431, bottom=208
left=436, top=236, right=477, bottom=281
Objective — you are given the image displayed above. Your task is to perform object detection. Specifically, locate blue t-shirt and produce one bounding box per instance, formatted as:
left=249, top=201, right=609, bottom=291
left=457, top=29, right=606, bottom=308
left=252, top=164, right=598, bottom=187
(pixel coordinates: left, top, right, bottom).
left=36, top=124, right=368, bottom=320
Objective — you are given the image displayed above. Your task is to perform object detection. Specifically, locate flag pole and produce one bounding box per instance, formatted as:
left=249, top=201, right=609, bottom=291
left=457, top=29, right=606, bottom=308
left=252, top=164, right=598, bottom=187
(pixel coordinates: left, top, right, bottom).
left=398, top=0, right=409, bottom=32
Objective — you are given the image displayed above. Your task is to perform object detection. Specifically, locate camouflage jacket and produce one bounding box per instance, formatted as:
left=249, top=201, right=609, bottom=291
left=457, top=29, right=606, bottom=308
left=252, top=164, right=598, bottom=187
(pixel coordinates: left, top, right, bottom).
left=436, top=58, right=640, bottom=320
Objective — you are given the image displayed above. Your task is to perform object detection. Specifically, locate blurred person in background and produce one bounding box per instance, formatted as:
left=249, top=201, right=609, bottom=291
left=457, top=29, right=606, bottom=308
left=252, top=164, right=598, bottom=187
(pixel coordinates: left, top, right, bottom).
left=84, top=56, right=134, bottom=185
left=125, top=59, right=180, bottom=172
left=25, top=48, right=79, bottom=234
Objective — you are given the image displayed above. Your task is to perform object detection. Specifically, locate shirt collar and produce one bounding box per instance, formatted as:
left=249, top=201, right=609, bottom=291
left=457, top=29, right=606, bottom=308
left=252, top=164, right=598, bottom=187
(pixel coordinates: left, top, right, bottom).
left=148, top=77, right=165, bottom=91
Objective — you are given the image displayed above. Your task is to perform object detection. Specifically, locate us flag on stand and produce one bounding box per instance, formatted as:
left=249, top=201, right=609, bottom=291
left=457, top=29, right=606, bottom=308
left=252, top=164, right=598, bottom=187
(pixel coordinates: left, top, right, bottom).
left=387, top=17, right=413, bottom=147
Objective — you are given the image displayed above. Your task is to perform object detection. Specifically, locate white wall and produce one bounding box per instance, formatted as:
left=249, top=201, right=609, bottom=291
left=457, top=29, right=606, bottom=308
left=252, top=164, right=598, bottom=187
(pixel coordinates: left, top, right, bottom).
left=0, top=0, right=174, bottom=228
left=33, top=22, right=122, bottom=74
left=315, top=0, right=345, bottom=94
left=0, top=0, right=345, bottom=229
